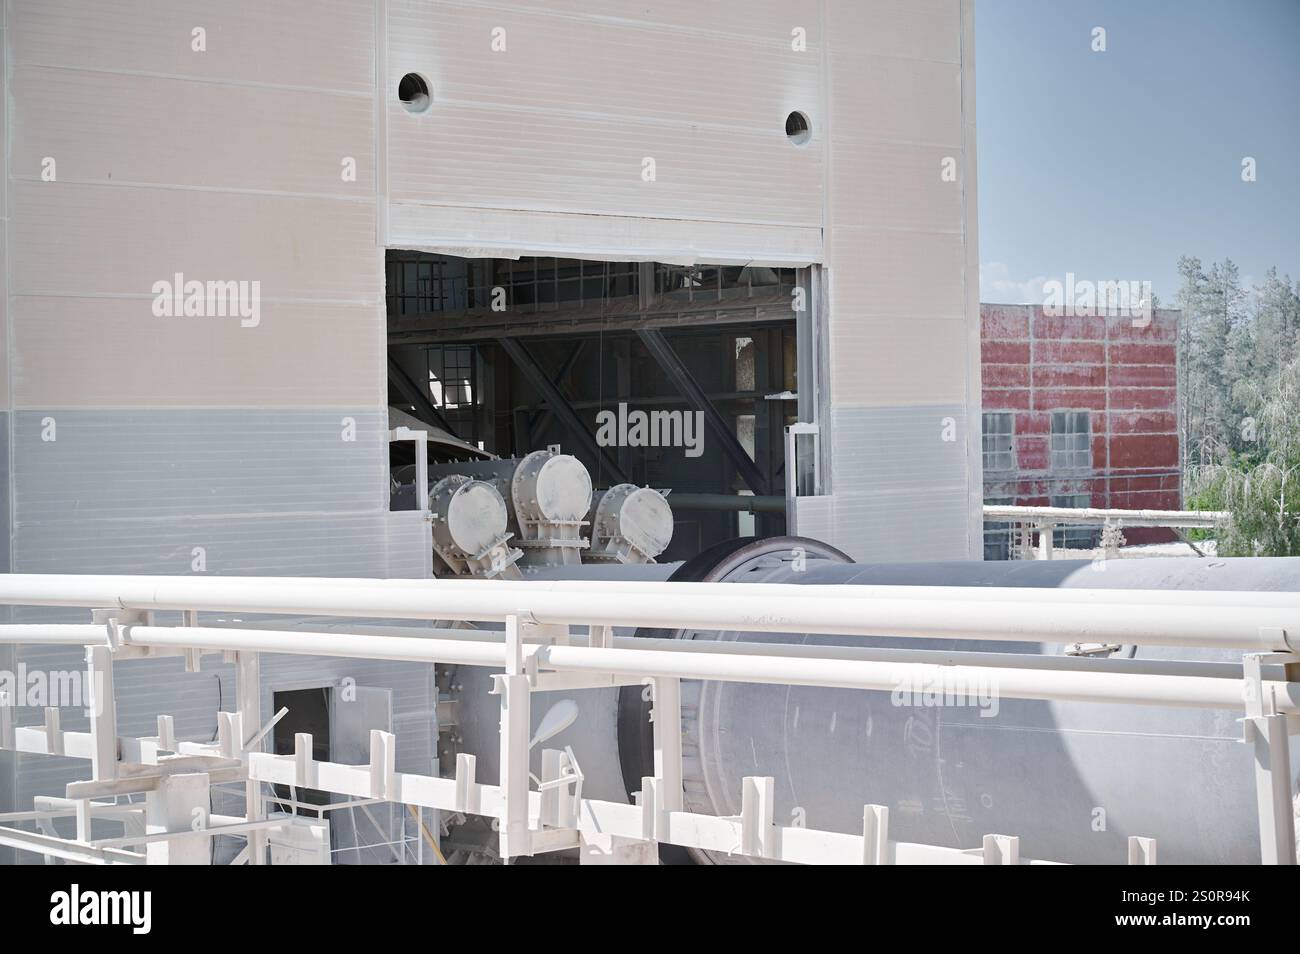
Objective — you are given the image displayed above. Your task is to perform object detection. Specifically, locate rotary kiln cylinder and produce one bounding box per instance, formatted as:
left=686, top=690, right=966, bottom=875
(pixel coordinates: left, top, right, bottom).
left=452, top=539, right=1300, bottom=864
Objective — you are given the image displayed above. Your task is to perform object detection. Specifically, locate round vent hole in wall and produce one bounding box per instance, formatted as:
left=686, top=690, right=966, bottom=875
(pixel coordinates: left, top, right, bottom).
left=785, top=110, right=811, bottom=146
left=399, top=73, right=431, bottom=113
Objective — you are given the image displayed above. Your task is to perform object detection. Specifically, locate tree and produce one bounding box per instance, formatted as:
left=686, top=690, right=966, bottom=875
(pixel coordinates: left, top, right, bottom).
left=1189, top=356, right=1300, bottom=556
left=1176, top=257, right=1253, bottom=467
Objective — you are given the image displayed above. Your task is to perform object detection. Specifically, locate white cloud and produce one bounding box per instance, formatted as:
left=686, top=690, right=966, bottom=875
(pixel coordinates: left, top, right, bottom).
left=979, top=262, right=1050, bottom=305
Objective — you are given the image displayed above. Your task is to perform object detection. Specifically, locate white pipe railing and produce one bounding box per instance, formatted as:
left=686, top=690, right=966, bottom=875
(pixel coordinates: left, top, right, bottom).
left=0, top=574, right=1293, bottom=650
left=75, top=624, right=1298, bottom=714
left=982, top=505, right=1227, bottom=561
left=0, top=572, right=1294, bottom=866
left=982, top=505, right=1227, bottom=529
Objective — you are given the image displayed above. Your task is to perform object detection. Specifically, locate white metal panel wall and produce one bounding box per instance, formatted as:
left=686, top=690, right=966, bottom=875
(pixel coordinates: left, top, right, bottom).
left=1, top=0, right=432, bottom=824
left=817, top=0, right=981, bottom=561
left=384, top=0, right=824, bottom=263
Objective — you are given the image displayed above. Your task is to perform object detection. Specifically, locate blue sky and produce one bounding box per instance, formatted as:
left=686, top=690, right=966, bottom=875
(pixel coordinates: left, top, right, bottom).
left=976, top=0, right=1300, bottom=305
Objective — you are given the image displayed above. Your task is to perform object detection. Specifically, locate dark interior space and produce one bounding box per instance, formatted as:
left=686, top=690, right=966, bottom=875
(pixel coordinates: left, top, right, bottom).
left=386, top=252, right=802, bottom=561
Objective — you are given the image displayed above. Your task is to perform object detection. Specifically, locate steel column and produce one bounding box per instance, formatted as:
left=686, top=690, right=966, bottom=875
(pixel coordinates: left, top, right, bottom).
left=498, top=337, right=630, bottom=485
left=638, top=328, right=771, bottom=495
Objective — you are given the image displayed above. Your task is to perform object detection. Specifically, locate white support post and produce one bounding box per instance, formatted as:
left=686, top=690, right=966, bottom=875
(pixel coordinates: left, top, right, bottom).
left=145, top=771, right=211, bottom=864
left=0, top=691, right=13, bottom=750
left=454, top=753, right=479, bottom=814
left=557, top=749, right=579, bottom=830
left=369, top=729, right=396, bottom=799
left=1037, top=522, right=1054, bottom=560
left=216, top=711, right=242, bottom=760
left=1246, top=713, right=1296, bottom=865
left=236, top=650, right=266, bottom=866
left=413, top=433, right=428, bottom=511
left=85, top=644, right=118, bottom=781
left=495, top=673, right=532, bottom=860
left=1127, top=835, right=1157, bottom=865
left=862, top=804, right=889, bottom=864
left=156, top=714, right=176, bottom=753
left=1242, top=650, right=1298, bottom=865
left=982, top=833, right=1019, bottom=865
left=741, top=775, right=775, bottom=859
left=496, top=613, right=533, bottom=859
left=44, top=708, right=62, bottom=756
left=651, top=677, right=683, bottom=814
left=638, top=776, right=659, bottom=843
left=294, top=733, right=316, bottom=789
left=539, top=748, right=564, bottom=828
left=74, top=798, right=92, bottom=843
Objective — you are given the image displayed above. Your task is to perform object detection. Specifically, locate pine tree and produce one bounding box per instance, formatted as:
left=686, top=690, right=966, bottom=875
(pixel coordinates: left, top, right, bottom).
left=1190, top=357, right=1300, bottom=556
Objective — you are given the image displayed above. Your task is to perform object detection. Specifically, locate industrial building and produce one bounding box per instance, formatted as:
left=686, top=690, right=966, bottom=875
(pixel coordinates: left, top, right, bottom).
left=0, top=0, right=1294, bottom=871
left=980, top=304, right=1183, bottom=557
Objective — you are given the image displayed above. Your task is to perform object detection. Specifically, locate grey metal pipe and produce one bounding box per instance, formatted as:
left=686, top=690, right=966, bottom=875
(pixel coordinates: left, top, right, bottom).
left=660, top=493, right=785, bottom=514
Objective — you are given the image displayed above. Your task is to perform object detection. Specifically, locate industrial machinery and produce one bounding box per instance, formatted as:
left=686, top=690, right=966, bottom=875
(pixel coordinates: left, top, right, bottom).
left=0, top=543, right=1295, bottom=865
left=382, top=445, right=1300, bottom=864
left=0, top=446, right=1290, bottom=866
left=447, top=538, right=1300, bottom=864
left=391, top=444, right=675, bottom=575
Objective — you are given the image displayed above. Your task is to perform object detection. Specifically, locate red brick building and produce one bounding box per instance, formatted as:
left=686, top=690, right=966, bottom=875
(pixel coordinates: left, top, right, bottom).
left=980, top=304, right=1180, bottom=558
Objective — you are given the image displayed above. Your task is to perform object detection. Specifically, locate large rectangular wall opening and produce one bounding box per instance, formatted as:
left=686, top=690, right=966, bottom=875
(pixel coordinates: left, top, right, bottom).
left=386, top=252, right=814, bottom=562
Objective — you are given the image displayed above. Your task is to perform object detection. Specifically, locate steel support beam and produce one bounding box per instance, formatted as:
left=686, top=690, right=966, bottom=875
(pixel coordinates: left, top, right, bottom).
left=524, top=340, right=587, bottom=445
left=497, top=337, right=629, bottom=484
left=388, top=288, right=795, bottom=345
left=637, top=329, right=770, bottom=495
left=387, top=354, right=456, bottom=436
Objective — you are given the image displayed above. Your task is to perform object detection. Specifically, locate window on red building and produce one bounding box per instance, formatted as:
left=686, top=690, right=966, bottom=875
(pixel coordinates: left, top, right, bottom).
left=982, top=411, right=1015, bottom=473
left=1050, top=492, right=1097, bottom=549
left=1050, top=411, right=1091, bottom=472
left=983, top=495, right=1014, bottom=561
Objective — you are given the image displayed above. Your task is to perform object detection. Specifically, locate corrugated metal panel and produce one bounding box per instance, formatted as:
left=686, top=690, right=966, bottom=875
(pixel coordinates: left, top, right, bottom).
left=391, top=2, right=822, bottom=130
left=11, top=299, right=382, bottom=408
left=829, top=229, right=967, bottom=324
left=819, top=0, right=979, bottom=558
left=792, top=495, right=834, bottom=542
left=830, top=405, right=969, bottom=493
left=386, top=0, right=823, bottom=259
left=829, top=315, right=970, bottom=407
left=11, top=182, right=378, bottom=303
left=0, top=416, right=10, bottom=575
left=826, top=0, right=961, bottom=63
left=10, top=66, right=375, bottom=195
left=9, top=0, right=374, bottom=91
left=828, top=53, right=963, bottom=149
left=832, top=141, right=965, bottom=235
left=12, top=410, right=387, bottom=519
left=829, top=488, right=969, bottom=562
left=822, top=405, right=971, bottom=561
left=468, top=0, right=822, bottom=40
left=13, top=511, right=430, bottom=577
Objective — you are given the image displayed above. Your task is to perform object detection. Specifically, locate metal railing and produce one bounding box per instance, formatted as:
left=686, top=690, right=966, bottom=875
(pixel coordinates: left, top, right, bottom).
left=0, top=573, right=1294, bottom=865
left=983, top=505, right=1229, bottom=560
